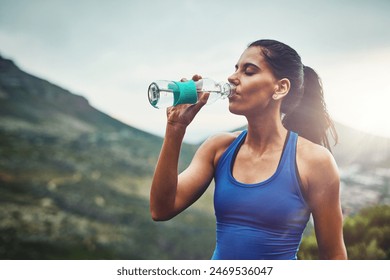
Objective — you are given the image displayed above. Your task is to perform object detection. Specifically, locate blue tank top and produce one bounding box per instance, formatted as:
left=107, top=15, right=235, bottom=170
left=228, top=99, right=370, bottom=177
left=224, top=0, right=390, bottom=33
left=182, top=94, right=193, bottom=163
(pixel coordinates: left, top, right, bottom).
left=212, top=130, right=310, bottom=260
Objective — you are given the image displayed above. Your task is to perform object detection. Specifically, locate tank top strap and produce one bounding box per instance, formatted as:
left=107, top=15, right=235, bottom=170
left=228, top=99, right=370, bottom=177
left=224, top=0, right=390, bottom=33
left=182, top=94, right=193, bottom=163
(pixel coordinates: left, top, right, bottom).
left=278, top=131, right=297, bottom=171
left=216, top=130, right=247, bottom=171
left=273, top=130, right=296, bottom=171
left=283, top=131, right=308, bottom=207
left=285, top=131, right=298, bottom=161
left=231, top=130, right=248, bottom=148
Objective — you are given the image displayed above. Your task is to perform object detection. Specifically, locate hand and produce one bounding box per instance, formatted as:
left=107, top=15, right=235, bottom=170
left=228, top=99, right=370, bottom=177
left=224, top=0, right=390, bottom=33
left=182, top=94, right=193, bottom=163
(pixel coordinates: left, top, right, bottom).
left=166, top=74, right=209, bottom=129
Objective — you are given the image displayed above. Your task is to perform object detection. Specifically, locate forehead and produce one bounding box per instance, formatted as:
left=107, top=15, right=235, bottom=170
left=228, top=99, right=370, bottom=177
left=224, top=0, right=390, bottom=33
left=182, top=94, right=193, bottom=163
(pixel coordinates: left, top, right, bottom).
left=236, top=46, right=267, bottom=66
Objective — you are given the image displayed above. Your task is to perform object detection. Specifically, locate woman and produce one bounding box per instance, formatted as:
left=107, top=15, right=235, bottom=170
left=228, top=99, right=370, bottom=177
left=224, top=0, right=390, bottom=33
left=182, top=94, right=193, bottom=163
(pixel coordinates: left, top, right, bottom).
left=150, top=39, right=347, bottom=260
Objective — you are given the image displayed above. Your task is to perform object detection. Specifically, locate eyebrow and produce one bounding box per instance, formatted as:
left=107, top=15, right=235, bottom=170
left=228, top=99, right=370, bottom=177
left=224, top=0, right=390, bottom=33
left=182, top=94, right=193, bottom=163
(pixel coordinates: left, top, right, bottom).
left=235, top=62, right=261, bottom=70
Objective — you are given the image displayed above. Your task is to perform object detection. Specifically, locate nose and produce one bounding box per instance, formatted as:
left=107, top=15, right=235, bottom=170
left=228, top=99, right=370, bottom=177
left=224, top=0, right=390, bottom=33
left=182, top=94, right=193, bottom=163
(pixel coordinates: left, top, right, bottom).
left=228, top=72, right=239, bottom=86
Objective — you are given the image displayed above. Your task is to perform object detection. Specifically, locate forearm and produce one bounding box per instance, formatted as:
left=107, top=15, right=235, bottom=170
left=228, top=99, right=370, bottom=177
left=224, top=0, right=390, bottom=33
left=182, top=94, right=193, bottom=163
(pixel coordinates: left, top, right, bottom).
left=150, top=123, right=186, bottom=221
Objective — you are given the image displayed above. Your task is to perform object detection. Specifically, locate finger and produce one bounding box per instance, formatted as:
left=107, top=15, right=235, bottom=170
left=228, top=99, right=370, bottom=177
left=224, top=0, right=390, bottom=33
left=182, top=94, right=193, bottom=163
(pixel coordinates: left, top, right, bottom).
left=189, top=95, right=208, bottom=114
left=192, top=74, right=202, bottom=81
left=198, top=92, right=210, bottom=104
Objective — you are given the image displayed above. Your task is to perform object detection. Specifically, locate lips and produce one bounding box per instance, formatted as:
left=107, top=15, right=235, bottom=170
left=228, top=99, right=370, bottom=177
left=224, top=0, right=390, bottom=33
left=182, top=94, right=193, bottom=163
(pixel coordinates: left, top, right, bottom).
left=228, top=93, right=239, bottom=102
left=229, top=88, right=240, bottom=99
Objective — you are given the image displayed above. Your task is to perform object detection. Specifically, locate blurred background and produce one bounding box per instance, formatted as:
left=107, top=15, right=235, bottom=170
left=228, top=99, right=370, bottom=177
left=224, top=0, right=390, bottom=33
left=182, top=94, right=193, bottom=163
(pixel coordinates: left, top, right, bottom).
left=0, top=0, right=389, bottom=259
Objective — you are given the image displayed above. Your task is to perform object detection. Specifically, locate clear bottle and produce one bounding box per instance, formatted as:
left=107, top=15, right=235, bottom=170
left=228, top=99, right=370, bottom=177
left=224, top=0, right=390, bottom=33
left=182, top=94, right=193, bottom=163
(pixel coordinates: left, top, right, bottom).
left=147, top=78, right=235, bottom=109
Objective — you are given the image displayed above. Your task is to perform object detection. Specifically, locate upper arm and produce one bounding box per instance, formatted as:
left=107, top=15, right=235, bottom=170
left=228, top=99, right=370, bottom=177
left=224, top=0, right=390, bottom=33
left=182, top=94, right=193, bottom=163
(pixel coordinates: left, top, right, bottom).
left=298, top=144, right=347, bottom=259
left=173, top=133, right=236, bottom=215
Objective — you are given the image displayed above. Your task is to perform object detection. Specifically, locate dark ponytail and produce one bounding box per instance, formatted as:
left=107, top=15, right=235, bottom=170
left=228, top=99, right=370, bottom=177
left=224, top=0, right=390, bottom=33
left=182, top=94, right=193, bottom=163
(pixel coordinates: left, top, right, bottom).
left=283, top=66, right=337, bottom=151
left=248, top=39, right=338, bottom=151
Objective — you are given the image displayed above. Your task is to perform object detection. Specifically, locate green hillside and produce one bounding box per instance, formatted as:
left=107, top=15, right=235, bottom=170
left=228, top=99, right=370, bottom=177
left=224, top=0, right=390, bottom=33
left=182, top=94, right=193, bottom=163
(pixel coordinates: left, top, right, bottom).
left=0, top=55, right=213, bottom=259
left=299, top=204, right=390, bottom=260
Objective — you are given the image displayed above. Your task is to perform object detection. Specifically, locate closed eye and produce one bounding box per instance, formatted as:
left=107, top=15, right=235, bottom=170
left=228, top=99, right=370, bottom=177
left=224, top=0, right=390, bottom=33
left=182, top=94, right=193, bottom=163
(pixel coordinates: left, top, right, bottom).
left=244, top=69, right=256, bottom=76
left=244, top=65, right=259, bottom=76
left=234, top=62, right=260, bottom=75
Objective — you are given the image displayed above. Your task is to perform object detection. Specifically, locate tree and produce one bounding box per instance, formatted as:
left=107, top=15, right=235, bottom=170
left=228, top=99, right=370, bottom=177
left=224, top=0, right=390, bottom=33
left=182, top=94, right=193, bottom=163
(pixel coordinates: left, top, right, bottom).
left=298, top=205, right=390, bottom=260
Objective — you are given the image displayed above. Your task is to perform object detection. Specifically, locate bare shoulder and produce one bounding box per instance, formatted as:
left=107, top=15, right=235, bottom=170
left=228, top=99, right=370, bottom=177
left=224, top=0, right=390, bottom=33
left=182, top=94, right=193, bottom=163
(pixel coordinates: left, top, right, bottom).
left=297, top=136, right=336, bottom=166
left=296, top=136, right=339, bottom=194
left=198, top=131, right=243, bottom=167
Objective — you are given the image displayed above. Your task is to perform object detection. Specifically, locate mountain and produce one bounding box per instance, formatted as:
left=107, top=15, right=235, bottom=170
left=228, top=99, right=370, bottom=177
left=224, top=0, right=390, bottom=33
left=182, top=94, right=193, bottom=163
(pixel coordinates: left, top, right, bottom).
left=0, top=55, right=211, bottom=259
left=331, top=122, right=390, bottom=168
left=331, top=123, right=390, bottom=215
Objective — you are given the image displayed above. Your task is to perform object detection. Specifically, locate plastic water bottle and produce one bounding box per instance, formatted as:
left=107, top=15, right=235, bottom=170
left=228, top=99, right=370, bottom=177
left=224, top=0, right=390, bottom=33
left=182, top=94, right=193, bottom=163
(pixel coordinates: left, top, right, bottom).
left=147, top=78, right=235, bottom=109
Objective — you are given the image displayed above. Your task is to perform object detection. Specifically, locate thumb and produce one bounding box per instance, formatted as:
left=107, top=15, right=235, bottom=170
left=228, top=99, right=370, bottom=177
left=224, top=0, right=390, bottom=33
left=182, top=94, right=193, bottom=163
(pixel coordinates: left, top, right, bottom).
left=198, top=92, right=210, bottom=104
left=188, top=94, right=208, bottom=116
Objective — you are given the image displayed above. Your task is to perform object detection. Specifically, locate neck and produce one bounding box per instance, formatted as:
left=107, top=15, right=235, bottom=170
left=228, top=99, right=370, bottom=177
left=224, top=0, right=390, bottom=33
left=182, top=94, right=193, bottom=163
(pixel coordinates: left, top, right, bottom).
left=244, top=109, right=288, bottom=152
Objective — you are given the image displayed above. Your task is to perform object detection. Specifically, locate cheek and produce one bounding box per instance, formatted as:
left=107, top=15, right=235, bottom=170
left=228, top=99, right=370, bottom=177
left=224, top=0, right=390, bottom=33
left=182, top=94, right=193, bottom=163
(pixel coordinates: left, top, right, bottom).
left=245, top=78, right=275, bottom=100
left=228, top=76, right=276, bottom=114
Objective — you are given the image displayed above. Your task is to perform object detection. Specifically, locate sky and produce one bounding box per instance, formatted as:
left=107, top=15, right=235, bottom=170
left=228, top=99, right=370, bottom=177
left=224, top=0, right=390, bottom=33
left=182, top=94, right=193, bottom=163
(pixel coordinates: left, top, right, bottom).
left=0, top=0, right=389, bottom=143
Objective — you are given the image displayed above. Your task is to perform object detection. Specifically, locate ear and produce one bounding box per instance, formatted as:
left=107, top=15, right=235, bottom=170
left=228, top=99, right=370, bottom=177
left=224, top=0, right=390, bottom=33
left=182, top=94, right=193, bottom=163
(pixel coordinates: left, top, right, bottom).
left=273, top=78, right=290, bottom=100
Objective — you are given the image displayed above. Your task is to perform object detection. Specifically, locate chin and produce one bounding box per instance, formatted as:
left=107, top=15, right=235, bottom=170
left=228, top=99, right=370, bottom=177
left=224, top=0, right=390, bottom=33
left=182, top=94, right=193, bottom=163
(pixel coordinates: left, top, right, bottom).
left=228, top=103, right=245, bottom=116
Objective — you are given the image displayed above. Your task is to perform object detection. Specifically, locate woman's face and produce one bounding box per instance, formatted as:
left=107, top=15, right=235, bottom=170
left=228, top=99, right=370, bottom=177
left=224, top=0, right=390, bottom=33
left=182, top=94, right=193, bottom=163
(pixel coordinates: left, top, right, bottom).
left=228, top=46, right=278, bottom=116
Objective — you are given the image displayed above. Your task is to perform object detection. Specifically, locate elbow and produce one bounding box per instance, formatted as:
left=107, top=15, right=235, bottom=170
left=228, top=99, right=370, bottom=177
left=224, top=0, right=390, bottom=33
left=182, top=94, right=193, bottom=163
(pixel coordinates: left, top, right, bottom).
left=151, top=213, right=169, bottom=222
left=150, top=208, right=174, bottom=222
left=150, top=196, right=177, bottom=221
